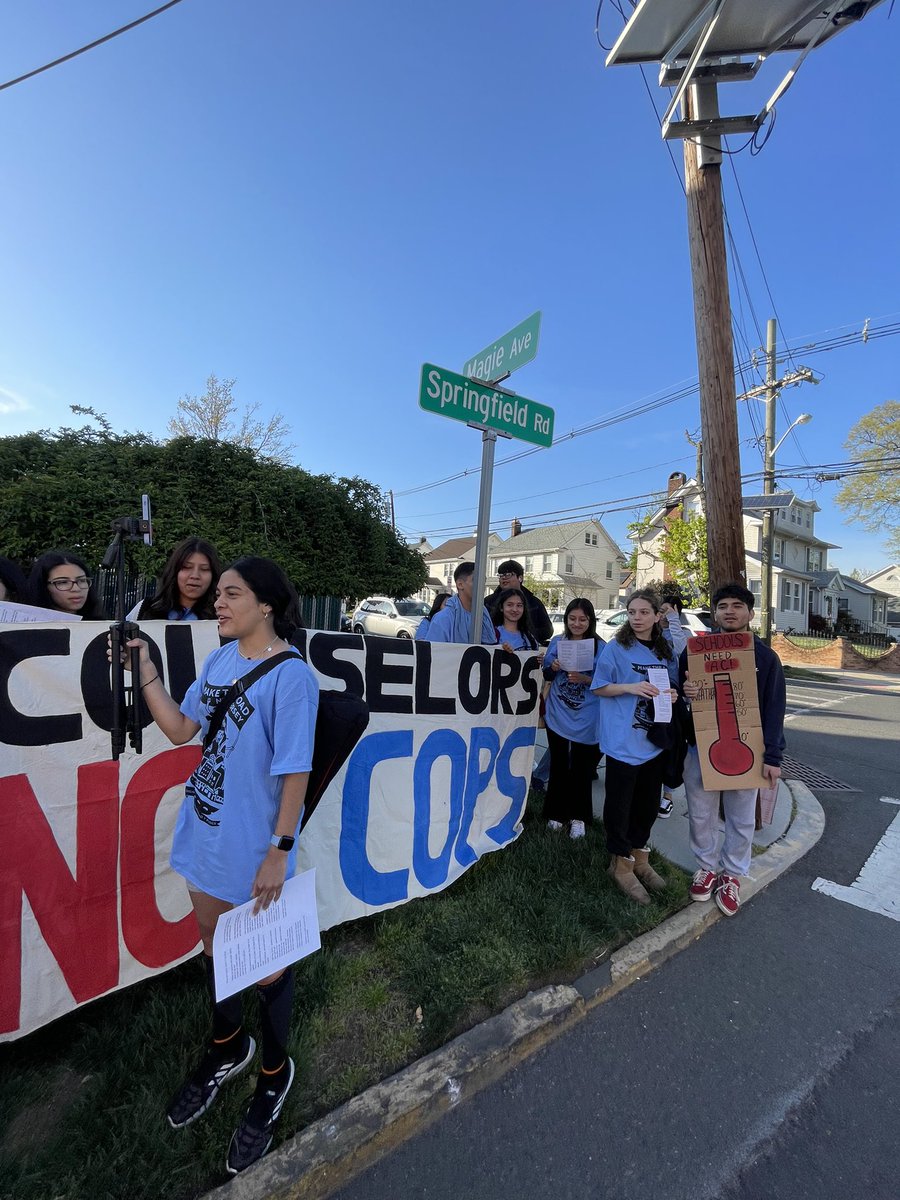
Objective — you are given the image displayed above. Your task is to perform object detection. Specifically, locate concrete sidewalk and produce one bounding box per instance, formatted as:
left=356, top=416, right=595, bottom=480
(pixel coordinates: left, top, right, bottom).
left=207, top=753, right=822, bottom=1200
left=531, top=727, right=793, bottom=875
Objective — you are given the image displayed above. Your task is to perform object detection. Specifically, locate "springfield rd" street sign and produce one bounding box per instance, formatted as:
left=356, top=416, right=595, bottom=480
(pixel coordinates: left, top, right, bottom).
left=419, top=363, right=554, bottom=448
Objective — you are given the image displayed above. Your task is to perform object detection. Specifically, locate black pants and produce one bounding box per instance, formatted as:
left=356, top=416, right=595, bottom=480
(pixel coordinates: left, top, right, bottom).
left=603, top=752, right=665, bottom=856
left=543, top=726, right=598, bottom=825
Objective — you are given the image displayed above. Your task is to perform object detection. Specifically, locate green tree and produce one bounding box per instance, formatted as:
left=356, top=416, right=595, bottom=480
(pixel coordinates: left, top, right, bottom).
left=0, top=414, right=426, bottom=599
left=168, top=374, right=294, bottom=464
left=626, top=512, right=709, bottom=604
left=835, top=401, right=900, bottom=556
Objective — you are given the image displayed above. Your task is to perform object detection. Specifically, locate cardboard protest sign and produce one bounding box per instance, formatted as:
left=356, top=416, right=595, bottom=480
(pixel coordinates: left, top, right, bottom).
left=686, top=631, right=766, bottom=791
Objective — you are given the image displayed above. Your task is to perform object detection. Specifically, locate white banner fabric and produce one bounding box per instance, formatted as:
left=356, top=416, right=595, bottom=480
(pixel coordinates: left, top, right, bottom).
left=0, top=621, right=540, bottom=1041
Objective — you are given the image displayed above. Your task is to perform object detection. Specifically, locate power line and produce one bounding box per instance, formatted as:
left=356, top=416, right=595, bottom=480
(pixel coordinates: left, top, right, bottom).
left=397, top=317, right=900, bottom=501
left=406, top=456, right=900, bottom=542
left=0, top=1, right=186, bottom=93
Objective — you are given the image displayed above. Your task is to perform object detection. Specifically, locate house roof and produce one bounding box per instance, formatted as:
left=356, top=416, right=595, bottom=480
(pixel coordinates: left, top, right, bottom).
left=424, top=536, right=476, bottom=562
left=863, top=565, right=900, bottom=587
left=490, top=519, right=623, bottom=558
left=841, top=576, right=891, bottom=599
left=808, top=569, right=844, bottom=589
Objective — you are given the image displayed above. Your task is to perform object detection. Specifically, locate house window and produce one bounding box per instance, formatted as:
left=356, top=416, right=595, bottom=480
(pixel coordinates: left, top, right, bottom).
left=584, top=533, right=590, bottom=545
left=805, top=511, right=811, bottom=527
left=781, top=580, right=804, bottom=612
left=565, top=554, right=574, bottom=574
left=773, top=538, right=785, bottom=564
left=749, top=579, right=761, bottom=598
left=542, top=554, right=551, bottom=572
left=584, top=532, right=597, bottom=546
left=525, top=556, right=533, bottom=573
left=807, top=549, right=821, bottom=572
left=605, top=562, right=613, bottom=579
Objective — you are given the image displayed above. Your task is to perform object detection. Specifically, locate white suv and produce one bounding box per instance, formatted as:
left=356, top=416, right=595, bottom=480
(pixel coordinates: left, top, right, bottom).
left=351, top=596, right=430, bottom=638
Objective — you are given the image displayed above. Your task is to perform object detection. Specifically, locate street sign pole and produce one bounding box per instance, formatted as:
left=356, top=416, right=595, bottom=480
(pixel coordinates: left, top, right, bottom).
left=417, top=315, right=551, bottom=644
left=470, top=426, right=499, bottom=645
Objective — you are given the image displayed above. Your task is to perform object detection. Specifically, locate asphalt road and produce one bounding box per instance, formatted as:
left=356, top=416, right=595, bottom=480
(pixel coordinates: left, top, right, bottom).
left=333, top=674, right=900, bottom=1200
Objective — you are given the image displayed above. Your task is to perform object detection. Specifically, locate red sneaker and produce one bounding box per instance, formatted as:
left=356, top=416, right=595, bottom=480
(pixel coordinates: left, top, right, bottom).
left=689, top=869, right=717, bottom=902
left=715, top=874, right=741, bottom=917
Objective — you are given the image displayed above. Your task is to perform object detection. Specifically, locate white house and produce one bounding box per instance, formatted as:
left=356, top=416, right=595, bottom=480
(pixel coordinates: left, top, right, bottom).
left=488, top=518, right=625, bottom=610
left=419, top=533, right=502, bottom=601
left=804, top=571, right=890, bottom=633
left=863, top=565, right=900, bottom=631
left=631, top=472, right=859, bottom=633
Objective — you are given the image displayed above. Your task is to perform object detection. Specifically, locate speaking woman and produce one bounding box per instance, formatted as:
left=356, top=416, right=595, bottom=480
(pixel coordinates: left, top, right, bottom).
left=124, top=556, right=318, bottom=1174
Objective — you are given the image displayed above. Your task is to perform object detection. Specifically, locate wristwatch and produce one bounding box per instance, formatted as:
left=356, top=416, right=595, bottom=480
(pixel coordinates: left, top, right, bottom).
left=270, top=834, right=295, bottom=852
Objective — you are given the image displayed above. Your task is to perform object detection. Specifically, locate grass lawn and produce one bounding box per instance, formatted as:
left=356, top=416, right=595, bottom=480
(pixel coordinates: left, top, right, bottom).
left=0, top=792, right=689, bottom=1200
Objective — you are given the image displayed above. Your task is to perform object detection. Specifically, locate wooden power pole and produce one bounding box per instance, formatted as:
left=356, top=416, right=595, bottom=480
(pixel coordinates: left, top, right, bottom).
left=682, top=86, right=746, bottom=592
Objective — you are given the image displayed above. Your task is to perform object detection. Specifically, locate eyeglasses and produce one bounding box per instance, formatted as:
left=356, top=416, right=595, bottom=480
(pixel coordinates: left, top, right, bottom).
left=498, top=572, right=519, bottom=580
left=48, top=576, right=92, bottom=592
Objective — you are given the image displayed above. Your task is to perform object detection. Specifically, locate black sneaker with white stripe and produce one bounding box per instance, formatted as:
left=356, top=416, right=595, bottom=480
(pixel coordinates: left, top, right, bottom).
left=226, top=1058, right=295, bottom=1175
left=166, top=1033, right=256, bottom=1129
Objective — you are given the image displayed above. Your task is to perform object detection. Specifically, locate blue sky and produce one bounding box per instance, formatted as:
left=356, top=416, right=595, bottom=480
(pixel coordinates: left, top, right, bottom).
left=1, top=1, right=897, bottom=574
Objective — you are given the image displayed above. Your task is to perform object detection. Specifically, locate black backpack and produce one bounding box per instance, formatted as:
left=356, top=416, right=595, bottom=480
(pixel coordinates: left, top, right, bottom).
left=203, top=651, right=370, bottom=831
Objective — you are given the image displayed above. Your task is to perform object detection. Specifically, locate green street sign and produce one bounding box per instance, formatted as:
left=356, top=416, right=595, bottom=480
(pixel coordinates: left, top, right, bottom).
left=419, top=363, right=554, bottom=448
left=462, top=311, right=541, bottom=383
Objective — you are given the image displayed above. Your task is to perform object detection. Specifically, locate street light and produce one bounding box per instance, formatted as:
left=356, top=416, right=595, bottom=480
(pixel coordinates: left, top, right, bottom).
left=760, top=412, right=813, bottom=644
left=770, top=413, right=812, bottom=461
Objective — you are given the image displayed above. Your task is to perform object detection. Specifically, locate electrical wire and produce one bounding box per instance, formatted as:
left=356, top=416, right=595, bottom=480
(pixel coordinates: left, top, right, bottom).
left=403, top=456, right=899, bottom=542
left=0, top=1, right=186, bottom=93
left=397, top=317, right=900, bottom=502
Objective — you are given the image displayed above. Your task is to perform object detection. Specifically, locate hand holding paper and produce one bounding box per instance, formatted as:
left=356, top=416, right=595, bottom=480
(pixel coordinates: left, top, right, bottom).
left=647, top=666, right=672, bottom=722
left=213, top=869, right=320, bottom=1001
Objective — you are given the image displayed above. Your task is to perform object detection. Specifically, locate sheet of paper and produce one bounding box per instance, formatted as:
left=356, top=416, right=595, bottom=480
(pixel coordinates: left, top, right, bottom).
left=556, top=639, right=594, bottom=673
left=212, top=868, right=320, bottom=1001
left=0, top=600, right=82, bottom=623
left=647, top=666, right=672, bottom=722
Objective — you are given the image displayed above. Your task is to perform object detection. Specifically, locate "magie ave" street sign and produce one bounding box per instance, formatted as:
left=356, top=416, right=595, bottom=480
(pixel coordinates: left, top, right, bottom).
left=462, top=311, right=541, bottom=383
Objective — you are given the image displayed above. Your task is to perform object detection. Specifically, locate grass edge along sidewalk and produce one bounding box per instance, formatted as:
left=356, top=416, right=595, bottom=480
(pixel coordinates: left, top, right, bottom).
left=0, top=785, right=823, bottom=1200
left=206, top=779, right=824, bottom=1200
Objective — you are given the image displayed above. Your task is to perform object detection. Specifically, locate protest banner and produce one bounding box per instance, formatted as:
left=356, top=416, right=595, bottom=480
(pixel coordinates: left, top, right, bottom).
left=0, top=622, right=540, bottom=1041
left=685, top=631, right=767, bottom=792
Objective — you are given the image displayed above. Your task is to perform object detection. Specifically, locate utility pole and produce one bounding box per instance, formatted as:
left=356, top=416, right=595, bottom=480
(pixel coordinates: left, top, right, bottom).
left=737, top=321, right=817, bottom=643
left=760, top=319, right=778, bottom=643
left=682, top=85, right=746, bottom=592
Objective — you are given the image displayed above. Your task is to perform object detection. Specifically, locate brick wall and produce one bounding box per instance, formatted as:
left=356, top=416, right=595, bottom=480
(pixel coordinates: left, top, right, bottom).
left=771, top=634, right=900, bottom=674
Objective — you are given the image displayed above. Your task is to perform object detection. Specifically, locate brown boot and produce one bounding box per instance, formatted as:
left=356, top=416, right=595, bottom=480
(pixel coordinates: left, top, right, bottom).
left=632, top=847, right=667, bottom=892
left=607, top=855, right=651, bottom=905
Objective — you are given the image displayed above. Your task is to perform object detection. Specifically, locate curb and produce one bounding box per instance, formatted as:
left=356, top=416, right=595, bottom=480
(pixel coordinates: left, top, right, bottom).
left=205, top=780, right=824, bottom=1200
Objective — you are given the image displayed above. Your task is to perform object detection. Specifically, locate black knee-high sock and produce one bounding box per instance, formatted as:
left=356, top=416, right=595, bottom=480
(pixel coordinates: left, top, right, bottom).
left=256, top=969, right=295, bottom=1074
left=203, top=953, right=243, bottom=1048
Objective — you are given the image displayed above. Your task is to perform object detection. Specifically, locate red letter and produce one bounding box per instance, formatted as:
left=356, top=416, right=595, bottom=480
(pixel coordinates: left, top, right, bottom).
left=0, top=763, right=120, bottom=1035
left=120, top=747, right=201, bottom=968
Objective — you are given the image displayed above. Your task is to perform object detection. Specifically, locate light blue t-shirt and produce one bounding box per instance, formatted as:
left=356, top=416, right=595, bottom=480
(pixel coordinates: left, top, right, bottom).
left=591, top=638, right=678, bottom=765
left=424, top=594, right=497, bottom=644
left=171, top=642, right=319, bottom=904
left=543, top=635, right=603, bottom=745
left=494, top=627, right=538, bottom=651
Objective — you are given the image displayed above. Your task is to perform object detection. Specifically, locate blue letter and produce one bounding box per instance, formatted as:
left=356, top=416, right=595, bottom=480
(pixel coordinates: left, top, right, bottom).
left=412, top=729, right=466, bottom=889
left=339, top=732, right=411, bottom=905
left=454, top=726, right=500, bottom=867
left=485, top=726, right=535, bottom=846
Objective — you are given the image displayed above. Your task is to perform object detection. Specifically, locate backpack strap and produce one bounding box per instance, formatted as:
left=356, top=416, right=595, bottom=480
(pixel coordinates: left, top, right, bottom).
left=202, top=650, right=299, bottom=751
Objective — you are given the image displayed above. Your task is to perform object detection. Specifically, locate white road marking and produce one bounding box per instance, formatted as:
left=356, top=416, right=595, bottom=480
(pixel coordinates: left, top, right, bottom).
left=880, top=797, right=900, bottom=806
left=785, top=694, right=848, bottom=722
left=812, top=810, right=900, bottom=921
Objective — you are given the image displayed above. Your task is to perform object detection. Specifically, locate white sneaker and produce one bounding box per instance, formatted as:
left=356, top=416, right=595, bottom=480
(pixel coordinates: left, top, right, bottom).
left=547, top=820, right=564, bottom=831
left=569, top=820, right=586, bottom=839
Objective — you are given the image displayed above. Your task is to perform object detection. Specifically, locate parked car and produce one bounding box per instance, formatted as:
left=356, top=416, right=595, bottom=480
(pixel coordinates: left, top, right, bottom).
left=351, top=596, right=430, bottom=638
left=595, top=607, right=712, bottom=634
left=548, top=611, right=566, bottom=638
